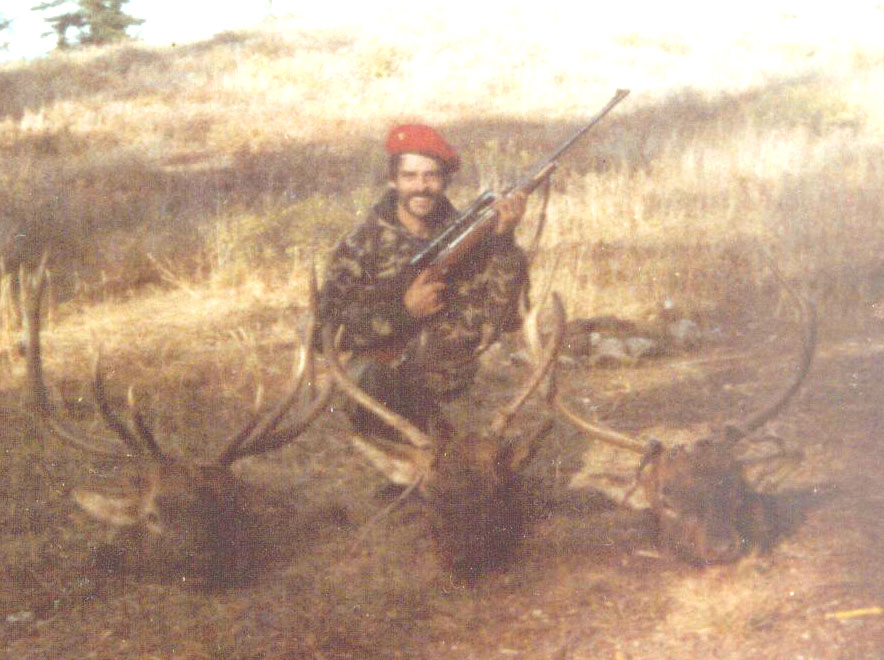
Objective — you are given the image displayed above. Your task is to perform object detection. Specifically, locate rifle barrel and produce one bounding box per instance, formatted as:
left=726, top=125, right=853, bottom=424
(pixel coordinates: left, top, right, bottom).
left=518, top=88, right=630, bottom=190
left=411, top=89, right=630, bottom=271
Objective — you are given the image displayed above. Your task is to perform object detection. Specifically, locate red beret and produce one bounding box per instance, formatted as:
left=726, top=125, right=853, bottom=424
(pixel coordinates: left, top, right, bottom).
left=385, top=124, right=460, bottom=173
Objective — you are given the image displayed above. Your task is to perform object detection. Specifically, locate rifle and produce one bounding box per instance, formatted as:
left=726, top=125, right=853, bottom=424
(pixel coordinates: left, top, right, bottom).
left=409, top=88, right=630, bottom=273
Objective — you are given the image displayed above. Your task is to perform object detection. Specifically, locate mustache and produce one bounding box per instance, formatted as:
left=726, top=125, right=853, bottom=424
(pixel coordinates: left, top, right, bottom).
left=404, top=191, right=438, bottom=204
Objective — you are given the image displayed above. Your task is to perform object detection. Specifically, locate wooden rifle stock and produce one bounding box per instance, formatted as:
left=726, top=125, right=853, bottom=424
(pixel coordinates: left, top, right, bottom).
left=431, top=162, right=558, bottom=271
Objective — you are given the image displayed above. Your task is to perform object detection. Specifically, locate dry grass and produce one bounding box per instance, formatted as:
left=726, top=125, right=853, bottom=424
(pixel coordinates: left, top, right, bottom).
left=1, top=13, right=883, bottom=336
left=2, top=12, right=884, bottom=658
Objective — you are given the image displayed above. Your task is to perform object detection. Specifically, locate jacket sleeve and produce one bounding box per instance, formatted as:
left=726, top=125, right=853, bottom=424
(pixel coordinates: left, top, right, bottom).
left=317, top=223, right=419, bottom=351
left=475, top=232, right=530, bottom=335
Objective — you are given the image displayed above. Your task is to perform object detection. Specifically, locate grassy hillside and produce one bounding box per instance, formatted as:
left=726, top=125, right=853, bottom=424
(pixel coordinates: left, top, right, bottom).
left=1, top=12, right=883, bottom=337
left=2, top=11, right=884, bottom=658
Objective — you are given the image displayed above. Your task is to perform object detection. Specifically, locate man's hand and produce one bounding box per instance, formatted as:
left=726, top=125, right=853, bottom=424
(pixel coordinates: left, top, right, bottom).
left=404, top=268, right=447, bottom=318
left=493, top=191, right=527, bottom=235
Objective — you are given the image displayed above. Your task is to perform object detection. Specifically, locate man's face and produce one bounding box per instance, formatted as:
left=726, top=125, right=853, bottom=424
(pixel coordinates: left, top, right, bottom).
left=391, top=153, right=446, bottom=221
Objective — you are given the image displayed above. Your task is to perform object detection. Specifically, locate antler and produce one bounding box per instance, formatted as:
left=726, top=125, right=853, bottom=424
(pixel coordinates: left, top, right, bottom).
left=542, top=287, right=647, bottom=454
left=22, top=256, right=152, bottom=459
left=488, top=292, right=566, bottom=436
left=552, top=395, right=648, bottom=455
left=722, top=259, right=817, bottom=445
left=23, top=256, right=332, bottom=465
left=91, top=349, right=166, bottom=459
left=551, top=256, right=816, bottom=458
left=216, top=264, right=334, bottom=465
left=325, top=291, right=567, bottom=448
left=325, top=326, right=435, bottom=450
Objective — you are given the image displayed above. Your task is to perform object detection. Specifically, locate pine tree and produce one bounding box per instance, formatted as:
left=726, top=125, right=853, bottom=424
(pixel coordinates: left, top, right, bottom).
left=1, top=14, right=11, bottom=50
left=78, top=0, right=144, bottom=46
left=32, top=0, right=143, bottom=49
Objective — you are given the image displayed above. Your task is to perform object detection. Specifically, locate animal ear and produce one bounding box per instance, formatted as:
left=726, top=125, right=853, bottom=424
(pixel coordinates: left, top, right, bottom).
left=73, top=490, right=141, bottom=526
left=349, top=435, right=432, bottom=486
left=500, top=419, right=553, bottom=474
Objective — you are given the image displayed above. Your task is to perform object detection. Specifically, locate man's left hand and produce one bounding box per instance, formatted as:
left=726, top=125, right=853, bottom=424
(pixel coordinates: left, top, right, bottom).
left=493, top=191, right=527, bottom=235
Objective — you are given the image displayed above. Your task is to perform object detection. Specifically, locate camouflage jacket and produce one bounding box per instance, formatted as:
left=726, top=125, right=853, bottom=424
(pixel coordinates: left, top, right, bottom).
left=318, top=189, right=528, bottom=395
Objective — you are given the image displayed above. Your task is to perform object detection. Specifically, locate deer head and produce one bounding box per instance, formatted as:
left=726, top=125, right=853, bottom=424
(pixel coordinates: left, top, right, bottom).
left=21, top=257, right=334, bottom=587
left=554, top=267, right=816, bottom=565
left=326, top=294, right=565, bottom=581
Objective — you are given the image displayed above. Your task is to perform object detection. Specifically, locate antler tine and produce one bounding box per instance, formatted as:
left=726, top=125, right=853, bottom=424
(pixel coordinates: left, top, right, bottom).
left=21, top=257, right=136, bottom=459
left=520, top=289, right=543, bottom=363
left=552, top=395, right=648, bottom=455
left=521, top=273, right=557, bottom=363
left=325, top=326, right=435, bottom=450
left=91, top=347, right=147, bottom=457
left=217, top=262, right=329, bottom=465
left=126, top=386, right=166, bottom=460
left=225, top=377, right=335, bottom=462
left=489, top=292, right=566, bottom=436
left=537, top=290, right=647, bottom=455
left=723, top=256, right=817, bottom=444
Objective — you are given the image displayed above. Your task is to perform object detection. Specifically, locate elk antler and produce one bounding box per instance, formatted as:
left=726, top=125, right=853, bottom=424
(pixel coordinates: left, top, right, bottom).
left=216, top=263, right=334, bottom=465
left=23, top=256, right=332, bottom=466
left=22, top=256, right=151, bottom=459
left=91, top=348, right=164, bottom=458
left=551, top=256, right=817, bottom=459
left=488, top=292, right=566, bottom=436
left=552, top=394, right=648, bottom=455
left=326, top=291, right=567, bottom=448
left=323, top=323, right=436, bottom=489
left=722, top=258, right=817, bottom=445
left=125, top=386, right=166, bottom=459
left=325, top=326, right=435, bottom=450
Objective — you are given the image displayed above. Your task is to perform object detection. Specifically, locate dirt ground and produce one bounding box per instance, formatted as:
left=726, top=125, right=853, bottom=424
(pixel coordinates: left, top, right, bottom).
left=1, top=297, right=883, bottom=659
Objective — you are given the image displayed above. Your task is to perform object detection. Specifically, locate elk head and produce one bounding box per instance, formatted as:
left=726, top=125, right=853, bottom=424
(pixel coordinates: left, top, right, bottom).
left=21, top=258, right=334, bottom=587
left=326, top=294, right=566, bottom=582
left=554, top=269, right=816, bottom=565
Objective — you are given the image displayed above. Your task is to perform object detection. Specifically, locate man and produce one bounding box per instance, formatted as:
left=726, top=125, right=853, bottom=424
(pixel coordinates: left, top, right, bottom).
left=318, top=124, right=529, bottom=438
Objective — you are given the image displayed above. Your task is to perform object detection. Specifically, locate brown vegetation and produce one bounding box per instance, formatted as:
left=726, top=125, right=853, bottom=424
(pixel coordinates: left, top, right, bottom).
left=1, top=13, right=883, bottom=658
left=1, top=19, right=883, bottom=329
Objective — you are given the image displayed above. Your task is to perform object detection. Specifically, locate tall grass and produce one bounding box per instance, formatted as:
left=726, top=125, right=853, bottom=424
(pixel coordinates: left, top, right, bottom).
left=534, top=84, right=884, bottom=322
left=1, top=17, right=883, bottom=333
left=0, top=262, right=16, bottom=370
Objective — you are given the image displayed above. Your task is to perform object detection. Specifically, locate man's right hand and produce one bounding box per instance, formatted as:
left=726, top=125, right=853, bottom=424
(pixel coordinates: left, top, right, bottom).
left=404, top=268, right=447, bottom=318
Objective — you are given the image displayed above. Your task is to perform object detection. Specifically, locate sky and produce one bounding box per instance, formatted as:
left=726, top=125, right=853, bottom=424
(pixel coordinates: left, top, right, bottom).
left=3, top=0, right=884, bottom=64
left=1, top=0, right=271, bottom=62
